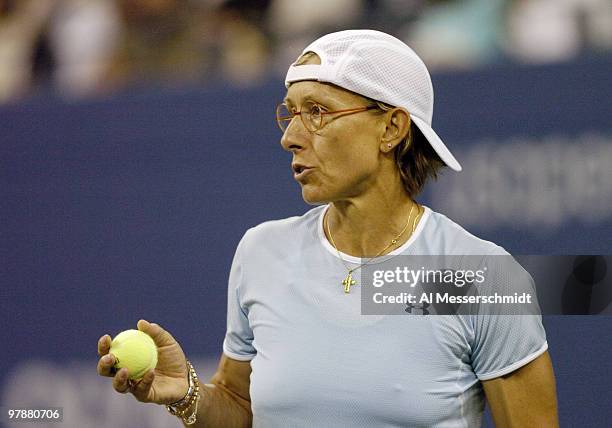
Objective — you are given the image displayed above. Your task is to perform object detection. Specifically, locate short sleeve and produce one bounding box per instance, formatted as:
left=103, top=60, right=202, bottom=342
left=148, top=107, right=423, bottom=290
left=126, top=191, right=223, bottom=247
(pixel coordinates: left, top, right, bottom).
left=469, top=251, right=548, bottom=380
left=222, top=233, right=256, bottom=361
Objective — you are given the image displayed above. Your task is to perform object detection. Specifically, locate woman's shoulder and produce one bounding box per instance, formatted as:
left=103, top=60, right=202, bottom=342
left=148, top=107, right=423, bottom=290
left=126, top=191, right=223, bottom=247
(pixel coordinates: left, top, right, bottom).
left=240, top=205, right=325, bottom=247
left=421, top=206, right=509, bottom=256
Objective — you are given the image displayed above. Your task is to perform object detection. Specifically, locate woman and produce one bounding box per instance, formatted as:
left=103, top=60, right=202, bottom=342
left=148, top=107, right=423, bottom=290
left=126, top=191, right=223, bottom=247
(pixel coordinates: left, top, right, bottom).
left=97, top=30, right=558, bottom=427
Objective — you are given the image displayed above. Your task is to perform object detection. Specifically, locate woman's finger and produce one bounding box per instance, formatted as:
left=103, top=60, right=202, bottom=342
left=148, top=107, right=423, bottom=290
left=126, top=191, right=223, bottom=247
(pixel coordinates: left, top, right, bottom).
left=137, top=319, right=176, bottom=348
left=97, top=353, right=116, bottom=377
left=112, top=368, right=131, bottom=394
left=97, top=334, right=111, bottom=357
left=130, top=369, right=155, bottom=402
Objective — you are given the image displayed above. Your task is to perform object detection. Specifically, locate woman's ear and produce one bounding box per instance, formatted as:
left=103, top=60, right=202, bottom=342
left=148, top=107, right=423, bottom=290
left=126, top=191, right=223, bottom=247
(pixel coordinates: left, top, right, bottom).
left=380, top=108, right=411, bottom=152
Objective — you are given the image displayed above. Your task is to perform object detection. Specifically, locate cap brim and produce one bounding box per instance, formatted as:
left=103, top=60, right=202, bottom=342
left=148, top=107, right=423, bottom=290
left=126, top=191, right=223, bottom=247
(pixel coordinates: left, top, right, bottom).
left=411, top=116, right=462, bottom=172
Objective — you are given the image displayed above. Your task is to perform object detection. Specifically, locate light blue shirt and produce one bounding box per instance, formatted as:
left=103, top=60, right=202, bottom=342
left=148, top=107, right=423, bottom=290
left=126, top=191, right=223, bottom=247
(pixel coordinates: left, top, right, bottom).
left=223, top=205, right=547, bottom=427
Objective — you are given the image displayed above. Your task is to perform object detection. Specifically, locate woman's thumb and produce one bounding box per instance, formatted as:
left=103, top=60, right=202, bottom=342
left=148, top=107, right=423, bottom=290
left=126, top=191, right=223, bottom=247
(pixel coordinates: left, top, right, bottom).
left=137, top=319, right=176, bottom=347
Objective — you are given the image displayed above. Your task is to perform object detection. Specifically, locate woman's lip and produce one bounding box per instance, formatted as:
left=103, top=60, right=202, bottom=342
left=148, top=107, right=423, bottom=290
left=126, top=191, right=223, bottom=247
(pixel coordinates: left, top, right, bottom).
left=294, top=167, right=314, bottom=180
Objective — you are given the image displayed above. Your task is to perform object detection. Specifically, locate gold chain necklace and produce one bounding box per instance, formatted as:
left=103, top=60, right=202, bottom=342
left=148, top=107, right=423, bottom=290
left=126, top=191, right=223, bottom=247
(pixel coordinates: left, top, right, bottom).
left=325, top=203, right=422, bottom=293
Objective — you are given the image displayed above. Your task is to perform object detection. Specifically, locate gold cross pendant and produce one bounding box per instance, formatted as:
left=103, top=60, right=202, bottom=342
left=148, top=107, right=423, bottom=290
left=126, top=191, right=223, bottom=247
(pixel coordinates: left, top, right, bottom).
left=342, top=271, right=356, bottom=293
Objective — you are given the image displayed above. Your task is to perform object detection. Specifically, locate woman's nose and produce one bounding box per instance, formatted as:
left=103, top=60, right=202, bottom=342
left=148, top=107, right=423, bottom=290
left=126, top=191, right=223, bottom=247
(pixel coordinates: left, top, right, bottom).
left=280, top=119, right=309, bottom=152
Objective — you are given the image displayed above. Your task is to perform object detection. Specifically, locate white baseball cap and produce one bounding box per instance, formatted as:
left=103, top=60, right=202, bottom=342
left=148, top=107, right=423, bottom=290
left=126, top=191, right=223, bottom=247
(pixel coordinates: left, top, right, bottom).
left=285, top=29, right=462, bottom=172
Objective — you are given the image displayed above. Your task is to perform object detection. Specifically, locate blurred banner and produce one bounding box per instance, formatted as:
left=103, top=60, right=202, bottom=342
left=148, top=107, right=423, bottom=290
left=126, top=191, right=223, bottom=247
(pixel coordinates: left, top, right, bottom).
left=1, top=56, right=611, bottom=427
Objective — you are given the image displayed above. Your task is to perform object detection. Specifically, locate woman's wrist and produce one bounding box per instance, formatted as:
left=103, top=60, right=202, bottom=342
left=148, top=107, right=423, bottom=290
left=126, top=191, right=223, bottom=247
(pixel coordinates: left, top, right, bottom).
left=167, top=363, right=193, bottom=408
left=166, top=360, right=201, bottom=425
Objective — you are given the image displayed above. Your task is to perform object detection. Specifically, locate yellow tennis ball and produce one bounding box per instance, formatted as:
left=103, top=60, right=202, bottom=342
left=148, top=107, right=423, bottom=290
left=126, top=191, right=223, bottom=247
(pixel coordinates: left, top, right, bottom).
left=110, top=329, right=158, bottom=380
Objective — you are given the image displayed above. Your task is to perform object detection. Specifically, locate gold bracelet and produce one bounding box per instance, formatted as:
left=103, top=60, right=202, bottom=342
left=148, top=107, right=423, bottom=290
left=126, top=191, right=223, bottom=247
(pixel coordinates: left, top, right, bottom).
left=182, top=391, right=200, bottom=425
left=167, top=360, right=195, bottom=410
left=166, top=360, right=200, bottom=425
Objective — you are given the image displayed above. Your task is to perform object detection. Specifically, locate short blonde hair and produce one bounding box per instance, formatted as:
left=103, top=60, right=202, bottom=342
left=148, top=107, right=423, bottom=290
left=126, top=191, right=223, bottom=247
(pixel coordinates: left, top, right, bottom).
left=373, top=100, right=446, bottom=198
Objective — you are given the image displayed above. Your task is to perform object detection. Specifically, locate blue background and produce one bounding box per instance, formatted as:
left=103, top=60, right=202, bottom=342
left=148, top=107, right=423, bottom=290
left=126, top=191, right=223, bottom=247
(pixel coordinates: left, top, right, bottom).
left=1, top=55, right=611, bottom=426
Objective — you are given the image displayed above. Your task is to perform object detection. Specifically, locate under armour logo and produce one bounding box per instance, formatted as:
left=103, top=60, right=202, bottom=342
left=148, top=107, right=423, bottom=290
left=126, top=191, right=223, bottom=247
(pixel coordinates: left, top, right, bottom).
left=405, top=302, right=430, bottom=315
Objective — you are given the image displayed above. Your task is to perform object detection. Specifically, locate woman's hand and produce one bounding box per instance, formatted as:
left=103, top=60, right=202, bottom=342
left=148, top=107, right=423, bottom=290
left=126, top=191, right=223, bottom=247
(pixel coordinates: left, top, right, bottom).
left=96, top=319, right=189, bottom=405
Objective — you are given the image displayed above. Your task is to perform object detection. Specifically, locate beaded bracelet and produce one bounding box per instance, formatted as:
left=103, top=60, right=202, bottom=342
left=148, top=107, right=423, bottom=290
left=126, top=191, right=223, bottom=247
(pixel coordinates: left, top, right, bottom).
left=165, top=360, right=200, bottom=425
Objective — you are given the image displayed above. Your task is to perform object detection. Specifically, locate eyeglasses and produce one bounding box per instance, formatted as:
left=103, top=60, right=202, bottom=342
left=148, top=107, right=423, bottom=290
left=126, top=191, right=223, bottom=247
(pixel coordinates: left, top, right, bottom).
left=276, top=100, right=377, bottom=133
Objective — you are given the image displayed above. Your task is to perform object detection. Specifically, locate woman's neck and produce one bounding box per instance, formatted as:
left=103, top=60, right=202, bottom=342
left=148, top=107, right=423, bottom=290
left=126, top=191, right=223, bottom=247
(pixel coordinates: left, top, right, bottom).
left=323, top=190, right=421, bottom=258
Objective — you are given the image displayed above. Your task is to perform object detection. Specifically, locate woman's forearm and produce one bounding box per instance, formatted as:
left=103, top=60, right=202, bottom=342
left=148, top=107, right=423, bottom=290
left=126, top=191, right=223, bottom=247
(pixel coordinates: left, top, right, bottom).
left=180, top=382, right=252, bottom=428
